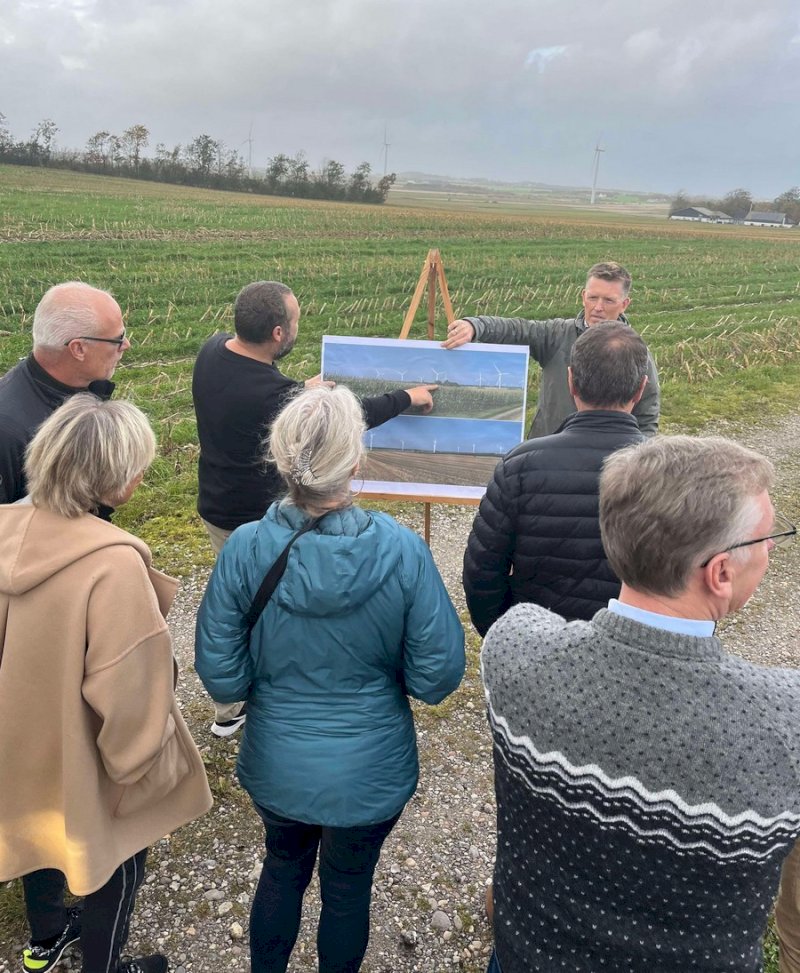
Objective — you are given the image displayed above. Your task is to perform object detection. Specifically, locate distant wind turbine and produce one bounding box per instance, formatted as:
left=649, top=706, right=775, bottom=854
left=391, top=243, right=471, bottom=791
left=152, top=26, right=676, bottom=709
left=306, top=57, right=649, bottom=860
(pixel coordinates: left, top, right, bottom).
left=591, top=138, right=604, bottom=205
left=383, top=125, right=390, bottom=176
left=240, top=122, right=254, bottom=176
left=493, top=363, right=510, bottom=387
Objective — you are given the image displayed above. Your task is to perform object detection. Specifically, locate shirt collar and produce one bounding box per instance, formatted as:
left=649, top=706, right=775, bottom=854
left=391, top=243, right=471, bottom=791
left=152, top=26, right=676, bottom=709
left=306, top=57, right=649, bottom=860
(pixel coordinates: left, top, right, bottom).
left=608, top=598, right=716, bottom=637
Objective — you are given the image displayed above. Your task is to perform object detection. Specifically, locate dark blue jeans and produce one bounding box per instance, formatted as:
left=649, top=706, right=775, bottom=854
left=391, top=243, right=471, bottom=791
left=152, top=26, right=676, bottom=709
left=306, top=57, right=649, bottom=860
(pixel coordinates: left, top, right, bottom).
left=486, top=948, right=503, bottom=973
left=250, top=804, right=401, bottom=973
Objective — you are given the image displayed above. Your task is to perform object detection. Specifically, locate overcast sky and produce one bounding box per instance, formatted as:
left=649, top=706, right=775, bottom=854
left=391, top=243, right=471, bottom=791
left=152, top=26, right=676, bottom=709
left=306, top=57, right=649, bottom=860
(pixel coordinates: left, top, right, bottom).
left=2, top=0, right=799, bottom=197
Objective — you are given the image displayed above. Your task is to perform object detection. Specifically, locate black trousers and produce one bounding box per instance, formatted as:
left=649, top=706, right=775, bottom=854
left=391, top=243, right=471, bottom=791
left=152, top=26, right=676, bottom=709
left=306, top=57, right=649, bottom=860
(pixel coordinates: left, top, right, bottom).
left=23, top=849, right=148, bottom=973
left=250, top=804, right=401, bottom=973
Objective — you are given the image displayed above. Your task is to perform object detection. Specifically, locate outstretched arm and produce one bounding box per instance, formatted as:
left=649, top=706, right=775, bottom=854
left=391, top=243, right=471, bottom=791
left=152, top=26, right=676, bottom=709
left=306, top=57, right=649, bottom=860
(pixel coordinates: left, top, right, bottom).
left=443, top=316, right=564, bottom=366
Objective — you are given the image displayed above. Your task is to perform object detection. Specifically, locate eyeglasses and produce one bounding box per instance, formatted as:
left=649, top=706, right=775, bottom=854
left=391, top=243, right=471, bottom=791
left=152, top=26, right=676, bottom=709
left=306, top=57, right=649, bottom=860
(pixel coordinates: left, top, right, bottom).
left=700, top=510, right=797, bottom=567
left=64, top=331, right=127, bottom=347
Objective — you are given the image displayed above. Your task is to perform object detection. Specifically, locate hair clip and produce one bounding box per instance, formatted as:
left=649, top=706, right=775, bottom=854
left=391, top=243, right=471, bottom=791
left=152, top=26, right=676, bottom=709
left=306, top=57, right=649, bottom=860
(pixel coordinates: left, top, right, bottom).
left=290, top=447, right=317, bottom=486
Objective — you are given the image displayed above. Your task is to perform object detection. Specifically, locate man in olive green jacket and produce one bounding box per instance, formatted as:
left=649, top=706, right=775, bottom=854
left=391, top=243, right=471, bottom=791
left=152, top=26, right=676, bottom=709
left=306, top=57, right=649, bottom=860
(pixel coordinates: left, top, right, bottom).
left=442, top=261, right=659, bottom=438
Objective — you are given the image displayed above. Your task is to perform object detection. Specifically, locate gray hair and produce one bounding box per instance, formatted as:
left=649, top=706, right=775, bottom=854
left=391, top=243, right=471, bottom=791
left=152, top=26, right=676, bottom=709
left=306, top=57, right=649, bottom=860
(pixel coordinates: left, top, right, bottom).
left=586, top=261, right=632, bottom=297
left=32, top=281, right=117, bottom=349
left=570, top=321, right=648, bottom=407
left=25, top=394, right=156, bottom=517
left=234, top=281, right=293, bottom=344
left=600, top=436, right=774, bottom=596
left=268, top=386, right=365, bottom=515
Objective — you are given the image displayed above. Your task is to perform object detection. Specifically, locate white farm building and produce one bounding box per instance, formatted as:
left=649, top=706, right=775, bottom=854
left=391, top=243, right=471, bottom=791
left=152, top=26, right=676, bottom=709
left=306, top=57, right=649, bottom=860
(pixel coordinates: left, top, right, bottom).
left=743, top=211, right=794, bottom=227
left=669, top=207, right=734, bottom=223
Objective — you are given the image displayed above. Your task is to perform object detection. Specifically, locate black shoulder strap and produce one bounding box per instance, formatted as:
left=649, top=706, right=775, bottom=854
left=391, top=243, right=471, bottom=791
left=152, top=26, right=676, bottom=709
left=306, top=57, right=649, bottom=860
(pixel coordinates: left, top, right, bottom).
left=244, top=515, right=322, bottom=632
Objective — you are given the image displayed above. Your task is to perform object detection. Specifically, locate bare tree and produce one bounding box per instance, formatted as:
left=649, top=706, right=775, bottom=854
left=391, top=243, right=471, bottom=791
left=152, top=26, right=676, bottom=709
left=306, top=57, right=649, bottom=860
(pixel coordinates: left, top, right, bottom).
left=29, top=118, right=58, bottom=163
left=722, top=188, right=753, bottom=221
left=774, top=187, right=800, bottom=224
left=85, top=131, right=111, bottom=167
left=0, top=112, right=11, bottom=153
left=123, top=124, right=149, bottom=170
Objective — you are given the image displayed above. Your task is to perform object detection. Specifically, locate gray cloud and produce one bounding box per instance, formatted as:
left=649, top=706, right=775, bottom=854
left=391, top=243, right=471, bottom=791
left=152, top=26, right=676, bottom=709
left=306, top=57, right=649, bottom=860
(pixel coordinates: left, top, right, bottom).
left=2, top=0, right=799, bottom=195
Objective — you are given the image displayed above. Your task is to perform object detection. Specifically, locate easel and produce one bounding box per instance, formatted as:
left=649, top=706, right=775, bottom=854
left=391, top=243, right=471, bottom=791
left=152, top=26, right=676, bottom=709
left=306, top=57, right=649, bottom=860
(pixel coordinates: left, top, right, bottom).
left=398, top=248, right=456, bottom=341
left=356, top=249, right=485, bottom=543
left=398, top=249, right=456, bottom=543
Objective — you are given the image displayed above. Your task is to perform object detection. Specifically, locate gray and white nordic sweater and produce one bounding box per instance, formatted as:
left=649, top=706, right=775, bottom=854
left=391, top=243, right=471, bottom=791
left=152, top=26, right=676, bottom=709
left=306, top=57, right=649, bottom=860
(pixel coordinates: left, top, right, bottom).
left=482, top=604, right=800, bottom=973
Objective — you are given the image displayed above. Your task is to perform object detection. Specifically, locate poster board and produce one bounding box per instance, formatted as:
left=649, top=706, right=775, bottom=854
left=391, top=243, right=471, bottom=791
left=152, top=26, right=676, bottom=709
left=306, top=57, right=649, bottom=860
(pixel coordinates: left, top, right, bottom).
left=321, top=335, right=529, bottom=501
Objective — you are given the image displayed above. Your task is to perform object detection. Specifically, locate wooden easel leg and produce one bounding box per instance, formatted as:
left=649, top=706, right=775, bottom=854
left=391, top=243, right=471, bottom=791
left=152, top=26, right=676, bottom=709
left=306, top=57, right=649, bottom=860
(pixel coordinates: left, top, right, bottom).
left=427, top=262, right=436, bottom=340
left=424, top=502, right=431, bottom=546
left=399, top=249, right=436, bottom=340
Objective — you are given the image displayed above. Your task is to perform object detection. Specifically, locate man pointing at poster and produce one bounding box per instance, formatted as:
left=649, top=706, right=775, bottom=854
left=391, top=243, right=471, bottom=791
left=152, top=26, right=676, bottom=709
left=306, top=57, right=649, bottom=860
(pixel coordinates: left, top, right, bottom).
left=442, top=261, right=660, bottom=438
left=192, top=280, right=434, bottom=736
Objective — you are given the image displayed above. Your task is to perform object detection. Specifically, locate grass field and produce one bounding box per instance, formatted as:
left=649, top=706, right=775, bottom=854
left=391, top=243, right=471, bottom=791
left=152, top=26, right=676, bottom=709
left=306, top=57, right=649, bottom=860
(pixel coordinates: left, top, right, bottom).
left=3, top=162, right=800, bottom=577
left=0, top=164, right=793, bottom=968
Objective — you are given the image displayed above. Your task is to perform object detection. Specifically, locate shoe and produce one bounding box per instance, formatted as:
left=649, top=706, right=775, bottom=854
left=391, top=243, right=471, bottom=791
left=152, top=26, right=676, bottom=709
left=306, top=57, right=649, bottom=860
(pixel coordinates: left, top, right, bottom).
left=117, top=955, right=169, bottom=973
left=210, top=703, right=247, bottom=738
left=22, top=906, right=81, bottom=972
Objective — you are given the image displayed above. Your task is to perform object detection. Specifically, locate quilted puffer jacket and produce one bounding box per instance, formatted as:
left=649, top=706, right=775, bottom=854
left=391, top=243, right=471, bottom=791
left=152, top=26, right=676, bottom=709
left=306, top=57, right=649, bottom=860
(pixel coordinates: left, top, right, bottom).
left=195, top=502, right=465, bottom=827
left=463, top=410, right=644, bottom=634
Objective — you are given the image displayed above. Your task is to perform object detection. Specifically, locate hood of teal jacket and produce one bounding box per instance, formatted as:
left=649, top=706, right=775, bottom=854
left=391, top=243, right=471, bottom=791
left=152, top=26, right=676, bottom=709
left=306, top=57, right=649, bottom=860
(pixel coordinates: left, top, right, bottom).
left=239, top=502, right=405, bottom=618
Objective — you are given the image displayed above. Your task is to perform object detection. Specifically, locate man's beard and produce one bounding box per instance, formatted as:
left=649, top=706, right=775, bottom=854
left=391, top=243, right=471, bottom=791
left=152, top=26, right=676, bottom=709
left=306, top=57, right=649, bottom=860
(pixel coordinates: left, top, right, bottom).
left=274, top=334, right=296, bottom=360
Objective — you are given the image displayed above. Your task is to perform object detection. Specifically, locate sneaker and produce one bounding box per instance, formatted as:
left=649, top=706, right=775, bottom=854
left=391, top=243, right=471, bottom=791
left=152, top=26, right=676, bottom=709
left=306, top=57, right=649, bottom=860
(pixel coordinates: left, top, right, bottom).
left=210, top=703, right=247, bottom=738
left=117, top=955, right=169, bottom=973
left=22, top=906, right=81, bottom=972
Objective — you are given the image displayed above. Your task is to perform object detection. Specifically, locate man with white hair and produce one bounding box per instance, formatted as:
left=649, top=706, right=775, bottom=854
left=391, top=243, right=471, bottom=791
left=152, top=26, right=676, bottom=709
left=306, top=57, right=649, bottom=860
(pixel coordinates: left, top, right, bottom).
left=0, top=281, right=129, bottom=503
left=482, top=435, right=800, bottom=973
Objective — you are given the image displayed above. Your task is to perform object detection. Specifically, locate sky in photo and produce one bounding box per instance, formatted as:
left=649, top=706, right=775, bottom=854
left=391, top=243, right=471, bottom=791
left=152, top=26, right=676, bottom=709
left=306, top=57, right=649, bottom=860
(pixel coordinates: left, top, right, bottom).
left=322, top=337, right=529, bottom=389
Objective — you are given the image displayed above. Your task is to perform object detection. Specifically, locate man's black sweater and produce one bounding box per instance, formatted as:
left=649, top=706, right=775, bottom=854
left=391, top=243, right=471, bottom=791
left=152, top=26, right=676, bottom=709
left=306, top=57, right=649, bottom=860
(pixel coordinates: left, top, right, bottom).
left=193, top=334, right=411, bottom=531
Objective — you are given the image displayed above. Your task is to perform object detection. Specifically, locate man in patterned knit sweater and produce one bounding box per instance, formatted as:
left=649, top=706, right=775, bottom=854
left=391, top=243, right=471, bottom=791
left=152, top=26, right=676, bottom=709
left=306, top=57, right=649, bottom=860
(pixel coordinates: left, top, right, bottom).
left=481, top=435, right=800, bottom=973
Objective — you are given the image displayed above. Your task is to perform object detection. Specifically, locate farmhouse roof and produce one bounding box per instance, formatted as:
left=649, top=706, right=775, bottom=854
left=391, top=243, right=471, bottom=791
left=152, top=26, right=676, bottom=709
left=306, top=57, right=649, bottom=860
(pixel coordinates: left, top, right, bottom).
left=746, top=211, right=788, bottom=223
left=671, top=206, right=733, bottom=220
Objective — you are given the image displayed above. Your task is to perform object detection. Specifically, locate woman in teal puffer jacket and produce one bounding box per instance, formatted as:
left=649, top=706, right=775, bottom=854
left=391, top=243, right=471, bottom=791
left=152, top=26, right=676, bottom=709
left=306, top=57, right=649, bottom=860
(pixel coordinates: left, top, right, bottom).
left=195, top=385, right=465, bottom=973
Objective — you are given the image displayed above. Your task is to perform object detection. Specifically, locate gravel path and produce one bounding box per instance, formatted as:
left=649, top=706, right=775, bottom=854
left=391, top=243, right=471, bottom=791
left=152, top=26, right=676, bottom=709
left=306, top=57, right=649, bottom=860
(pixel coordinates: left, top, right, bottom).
left=2, top=416, right=799, bottom=973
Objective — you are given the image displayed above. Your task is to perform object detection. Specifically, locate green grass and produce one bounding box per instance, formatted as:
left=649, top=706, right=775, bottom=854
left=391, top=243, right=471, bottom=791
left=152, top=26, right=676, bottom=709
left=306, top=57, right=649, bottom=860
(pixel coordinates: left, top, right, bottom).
left=4, top=164, right=800, bottom=575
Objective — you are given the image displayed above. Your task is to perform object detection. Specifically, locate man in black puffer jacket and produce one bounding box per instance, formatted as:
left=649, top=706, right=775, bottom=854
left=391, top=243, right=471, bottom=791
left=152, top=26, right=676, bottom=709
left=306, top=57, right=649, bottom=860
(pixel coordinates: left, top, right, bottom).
left=463, top=321, right=648, bottom=634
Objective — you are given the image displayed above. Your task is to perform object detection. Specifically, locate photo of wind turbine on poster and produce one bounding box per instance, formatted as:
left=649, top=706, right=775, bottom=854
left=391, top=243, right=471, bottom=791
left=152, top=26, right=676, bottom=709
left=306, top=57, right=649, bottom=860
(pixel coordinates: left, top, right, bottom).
left=321, top=336, right=529, bottom=496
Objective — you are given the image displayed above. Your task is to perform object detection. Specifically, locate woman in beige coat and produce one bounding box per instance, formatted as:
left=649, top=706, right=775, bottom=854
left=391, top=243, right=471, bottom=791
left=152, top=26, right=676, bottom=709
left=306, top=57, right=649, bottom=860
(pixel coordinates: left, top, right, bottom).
left=0, top=394, right=212, bottom=973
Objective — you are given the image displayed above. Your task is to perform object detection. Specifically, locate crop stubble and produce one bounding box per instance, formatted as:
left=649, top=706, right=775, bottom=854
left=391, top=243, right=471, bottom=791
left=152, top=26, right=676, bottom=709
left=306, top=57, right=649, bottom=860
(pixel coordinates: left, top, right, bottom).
left=2, top=164, right=800, bottom=569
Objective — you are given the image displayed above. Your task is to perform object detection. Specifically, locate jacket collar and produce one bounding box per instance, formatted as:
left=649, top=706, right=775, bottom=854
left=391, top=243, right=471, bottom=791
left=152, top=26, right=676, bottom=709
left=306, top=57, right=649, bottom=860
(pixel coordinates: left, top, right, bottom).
left=556, top=409, right=641, bottom=434
left=26, top=354, right=115, bottom=403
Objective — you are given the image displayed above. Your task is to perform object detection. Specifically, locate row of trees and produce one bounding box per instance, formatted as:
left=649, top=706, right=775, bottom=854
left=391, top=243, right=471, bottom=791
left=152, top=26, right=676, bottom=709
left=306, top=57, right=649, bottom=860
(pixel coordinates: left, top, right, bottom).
left=670, top=187, right=800, bottom=223
left=0, top=115, right=396, bottom=204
